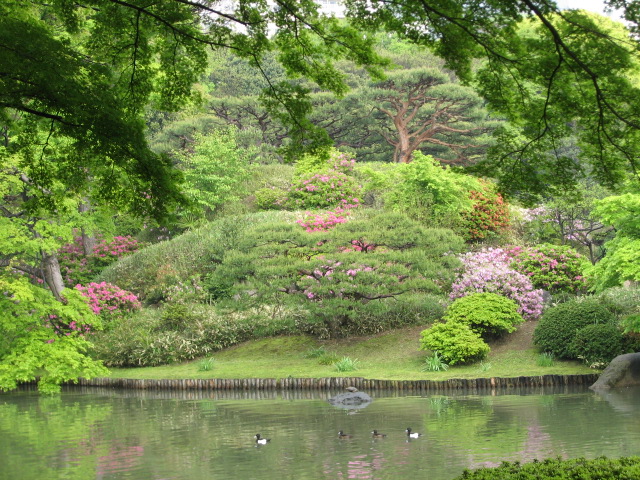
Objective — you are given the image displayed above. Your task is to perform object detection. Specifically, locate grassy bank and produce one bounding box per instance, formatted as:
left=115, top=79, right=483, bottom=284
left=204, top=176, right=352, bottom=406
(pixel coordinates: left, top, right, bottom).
left=107, top=323, right=595, bottom=381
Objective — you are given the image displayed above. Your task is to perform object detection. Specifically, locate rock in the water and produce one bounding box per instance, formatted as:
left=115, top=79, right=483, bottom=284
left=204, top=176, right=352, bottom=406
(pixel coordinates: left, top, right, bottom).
left=590, top=353, right=640, bottom=390
left=328, top=392, right=372, bottom=409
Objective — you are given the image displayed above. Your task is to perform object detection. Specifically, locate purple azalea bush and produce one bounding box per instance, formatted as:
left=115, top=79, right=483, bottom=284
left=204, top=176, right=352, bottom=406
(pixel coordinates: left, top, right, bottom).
left=450, top=248, right=544, bottom=320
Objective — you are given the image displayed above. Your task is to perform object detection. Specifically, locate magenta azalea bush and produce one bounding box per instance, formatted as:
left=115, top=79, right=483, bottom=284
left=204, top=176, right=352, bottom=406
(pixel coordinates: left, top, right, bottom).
left=91, top=236, right=144, bottom=267
left=287, top=171, right=361, bottom=210
left=59, top=235, right=145, bottom=284
left=507, top=244, right=587, bottom=294
left=75, top=282, right=141, bottom=318
left=451, top=248, right=544, bottom=320
left=297, top=207, right=352, bottom=232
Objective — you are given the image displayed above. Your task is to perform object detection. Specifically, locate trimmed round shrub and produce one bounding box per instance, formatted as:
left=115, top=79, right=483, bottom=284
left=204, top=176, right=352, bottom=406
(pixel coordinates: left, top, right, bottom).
left=509, top=243, right=587, bottom=294
left=444, top=293, right=524, bottom=338
left=419, top=322, right=490, bottom=365
left=533, top=299, right=616, bottom=359
left=570, top=323, right=627, bottom=367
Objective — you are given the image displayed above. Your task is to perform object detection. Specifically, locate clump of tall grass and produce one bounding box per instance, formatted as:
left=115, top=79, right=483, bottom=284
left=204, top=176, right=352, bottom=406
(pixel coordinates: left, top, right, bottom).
left=198, top=357, right=216, bottom=371
left=422, top=352, right=449, bottom=372
left=334, top=357, right=360, bottom=372
left=537, top=352, right=555, bottom=367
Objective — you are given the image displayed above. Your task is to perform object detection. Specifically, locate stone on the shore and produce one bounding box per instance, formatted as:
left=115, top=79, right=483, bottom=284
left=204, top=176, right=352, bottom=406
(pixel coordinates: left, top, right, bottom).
left=590, top=353, right=640, bottom=390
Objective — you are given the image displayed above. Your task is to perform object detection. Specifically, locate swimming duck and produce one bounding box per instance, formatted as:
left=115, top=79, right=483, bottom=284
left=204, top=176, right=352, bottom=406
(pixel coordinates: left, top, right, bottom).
left=338, top=430, right=353, bottom=439
left=405, top=427, right=422, bottom=438
left=371, top=430, right=387, bottom=438
left=254, top=433, right=271, bottom=444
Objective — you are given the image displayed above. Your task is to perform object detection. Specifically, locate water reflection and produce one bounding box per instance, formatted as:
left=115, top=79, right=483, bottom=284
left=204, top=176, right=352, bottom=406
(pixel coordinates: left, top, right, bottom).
left=2, top=385, right=640, bottom=480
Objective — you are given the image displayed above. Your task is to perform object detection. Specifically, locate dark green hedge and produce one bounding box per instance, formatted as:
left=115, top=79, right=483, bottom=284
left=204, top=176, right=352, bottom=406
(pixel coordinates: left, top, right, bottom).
left=455, top=456, right=640, bottom=480
left=533, top=299, right=616, bottom=359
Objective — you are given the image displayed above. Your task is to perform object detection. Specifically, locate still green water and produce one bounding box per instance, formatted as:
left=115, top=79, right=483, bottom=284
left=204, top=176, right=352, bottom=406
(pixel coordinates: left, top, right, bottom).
left=1, top=385, right=639, bottom=480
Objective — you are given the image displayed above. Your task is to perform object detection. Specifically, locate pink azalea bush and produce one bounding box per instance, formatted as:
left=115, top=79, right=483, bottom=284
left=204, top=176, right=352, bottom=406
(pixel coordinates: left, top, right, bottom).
left=45, top=314, right=92, bottom=343
left=297, top=206, right=352, bottom=232
left=287, top=171, right=361, bottom=210
left=59, top=235, right=145, bottom=284
left=58, top=238, right=94, bottom=284
left=75, top=282, right=141, bottom=318
left=91, top=236, right=144, bottom=267
left=507, top=244, right=587, bottom=294
left=328, top=150, right=356, bottom=174
left=450, top=248, right=544, bottom=320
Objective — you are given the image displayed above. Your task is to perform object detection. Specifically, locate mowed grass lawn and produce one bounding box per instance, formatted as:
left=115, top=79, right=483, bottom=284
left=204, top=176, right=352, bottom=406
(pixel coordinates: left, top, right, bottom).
left=108, top=323, right=595, bottom=381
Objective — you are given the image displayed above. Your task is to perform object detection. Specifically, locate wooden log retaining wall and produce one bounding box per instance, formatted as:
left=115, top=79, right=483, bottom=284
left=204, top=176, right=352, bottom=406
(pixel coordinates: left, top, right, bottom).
left=60, top=374, right=599, bottom=393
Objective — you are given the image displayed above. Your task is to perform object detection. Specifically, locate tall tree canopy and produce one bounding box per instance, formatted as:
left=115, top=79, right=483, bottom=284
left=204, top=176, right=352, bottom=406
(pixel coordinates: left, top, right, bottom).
left=360, top=68, right=493, bottom=164
left=345, top=0, right=640, bottom=194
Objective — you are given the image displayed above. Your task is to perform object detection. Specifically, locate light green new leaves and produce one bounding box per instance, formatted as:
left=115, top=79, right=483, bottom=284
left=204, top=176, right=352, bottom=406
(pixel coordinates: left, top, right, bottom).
left=587, top=193, right=640, bottom=291
left=380, top=153, right=481, bottom=222
left=173, top=128, right=253, bottom=217
left=0, top=276, right=108, bottom=394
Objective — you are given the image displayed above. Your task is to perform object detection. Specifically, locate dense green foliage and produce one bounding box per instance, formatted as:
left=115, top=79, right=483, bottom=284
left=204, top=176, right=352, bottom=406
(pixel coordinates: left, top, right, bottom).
left=286, top=170, right=361, bottom=210
left=533, top=299, right=616, bottom=359
left=419, top=322, right=490, bottom=365
left=0, top=276, right=108, bottom=393
left=455, top=456, right=640, bottom=480
left=587, top=193, right=640, bottom=291
left=97, top=213, right=290, bottom=302
left=173, top=128, right=252, bottom=219
left=570, top=323, right=627, bottom=367
left=443, top=293, right=523, bottom=338
left=209, top=211, right=463, bottom=338
left=366, top=152, right=480, bottom=225
left=91, top=304, right=298, bottom=367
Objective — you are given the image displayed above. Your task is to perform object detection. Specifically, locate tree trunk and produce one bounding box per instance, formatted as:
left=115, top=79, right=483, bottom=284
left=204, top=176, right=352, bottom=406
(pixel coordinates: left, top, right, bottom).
left=78, top=201, right=97, bottom=255
left=42, top=252, right=66, bottom=302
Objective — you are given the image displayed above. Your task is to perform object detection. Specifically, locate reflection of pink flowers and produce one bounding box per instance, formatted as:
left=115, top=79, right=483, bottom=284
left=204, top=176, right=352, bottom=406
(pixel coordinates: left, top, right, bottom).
left=97, top=445, right=145, bottom=476
left=322, top=452, right=386, bottom=479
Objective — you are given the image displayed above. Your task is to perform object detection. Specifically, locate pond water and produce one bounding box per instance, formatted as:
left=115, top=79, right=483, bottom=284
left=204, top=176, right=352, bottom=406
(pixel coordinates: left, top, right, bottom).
left=2, top=385, right=640, bottom=480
